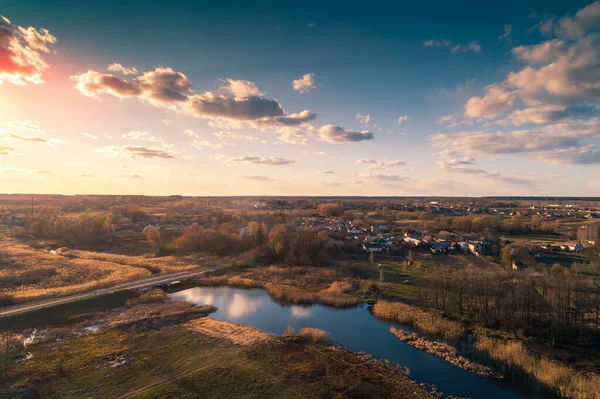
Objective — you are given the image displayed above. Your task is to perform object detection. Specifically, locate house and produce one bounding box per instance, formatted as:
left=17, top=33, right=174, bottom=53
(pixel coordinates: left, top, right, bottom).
left=564, top=241, right=584, bottom=252
left=422, top=235, right=434, bottom=244
left=371, top=225, right=390, bottom=234
left=458, top=242, right=470, bottom=252
left=403, top=237, right=422, bottom=246
left=347, top=226, right=361, bottom=235
left=363, top=242, right=384, bottom=253
left=430, top=240, right=452, bottom=253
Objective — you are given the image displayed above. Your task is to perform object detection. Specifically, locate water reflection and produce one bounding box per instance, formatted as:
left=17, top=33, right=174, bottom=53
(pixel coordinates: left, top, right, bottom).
left=169, top=287, right=264, bottom=319
left=290, top=306, right=311, bottom=318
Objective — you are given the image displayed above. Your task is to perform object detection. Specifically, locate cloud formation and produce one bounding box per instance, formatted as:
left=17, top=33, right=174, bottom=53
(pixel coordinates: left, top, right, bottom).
left=451, top=41, right=482, bottom=53
left=357, top=173, right=410, bottom=182
left=0, top=131, right=64, bottom=145
left=221, top=78, right=264, bottom=98
left=431, top=119, right=600, bottom=164
left=107, top=63, right=138, bottom=75
left=318, top=125, right=374, bottom=143
left=292, top=73, right=317, bottom=93
left=121, top=131, right=163, bottom=142
left=72, top=67, right=316, bottom=129
left=356, top=159, right=405, bottom=169
left=215, top=131, right=259, bottom=141
left=0, top=145, right=14, bottom=156
left=227, top=156, right=297, bottom=165
left=356, top=113, right=370, bottom=124
left=96, top=145, right=175, bottom=159
left=396, top=115, right=411, bottom=124
left=0, top=17, right=56, bottom=85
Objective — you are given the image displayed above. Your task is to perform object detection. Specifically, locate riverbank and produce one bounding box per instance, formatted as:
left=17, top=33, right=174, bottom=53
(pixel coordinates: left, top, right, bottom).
left=1, top=289, right=433, bottom=399
left=389, top=327, right=500, bottom=379
left=190, top=266, right=600, bottom=399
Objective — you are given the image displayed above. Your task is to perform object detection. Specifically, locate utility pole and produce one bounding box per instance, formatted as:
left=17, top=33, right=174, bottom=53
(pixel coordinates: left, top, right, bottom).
left=31, top=196, right=34, bottom=219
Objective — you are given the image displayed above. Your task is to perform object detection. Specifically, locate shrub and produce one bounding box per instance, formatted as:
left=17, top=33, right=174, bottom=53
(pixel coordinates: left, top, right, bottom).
left=298, top=327, right=329, bottom=343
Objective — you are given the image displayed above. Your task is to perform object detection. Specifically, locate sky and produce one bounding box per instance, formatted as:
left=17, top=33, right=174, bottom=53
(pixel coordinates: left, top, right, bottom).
left=0, top=0, right=599, bottom=196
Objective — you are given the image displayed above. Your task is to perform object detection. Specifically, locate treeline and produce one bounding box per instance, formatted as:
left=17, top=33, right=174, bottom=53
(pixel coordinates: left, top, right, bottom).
left=412, top=267, right=600, bottom=343
left=18, top=207, right=116, bottom=245
left=149, top=222, right=330, bottom=266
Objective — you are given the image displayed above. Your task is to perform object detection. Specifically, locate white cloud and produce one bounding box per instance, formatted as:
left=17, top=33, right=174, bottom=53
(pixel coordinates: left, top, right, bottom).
left=292, top=73, right=317, bottom=94
left=356, top=159, right=405, bottom=169
left=96, top=145, right=175, bottom=159
left=356, top=113, right=371, bottom=124
left=320, top=170, right=335, bottom=174
left=220, top=78, right=264, bottom=98
left=107, top=63, right=138, bottom=75
left=83, top=132, right=98, bottom=140
left=121, top=131, right=163, bottom=142
left=396, top=115, right=411, bottom=124
left=227, top=156, right=297, bottom=165
left=465, top=84, right=515, bottom=119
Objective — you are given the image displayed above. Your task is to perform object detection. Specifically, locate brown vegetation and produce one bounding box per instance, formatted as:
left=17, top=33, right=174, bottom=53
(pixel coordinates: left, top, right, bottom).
left=373, top=300, right=464, bottom=340
left=298, top=327, right=330, bottom=343
left=476, top=336, right=600, bottom=399
left=389, top=327, right=499, bottom=378
left=0, top=241, right=149, bottom=302
left=185, top=318, right=273, bottom=345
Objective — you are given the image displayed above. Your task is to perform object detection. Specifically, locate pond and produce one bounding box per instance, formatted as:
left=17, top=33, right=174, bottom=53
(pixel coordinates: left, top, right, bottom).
left=169, top=286, right=555, bottom=399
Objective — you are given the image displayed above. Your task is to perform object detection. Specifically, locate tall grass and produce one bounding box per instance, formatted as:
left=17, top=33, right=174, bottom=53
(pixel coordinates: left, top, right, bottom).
left=475, top=336, right=600, bottom=399
left=373, top=300, right=464, bottom=340
left=389, top=327, right=499, bottom=378
left=0, top=242, right=150, bottom=302
left=298, top=327, right=329, bottom=343
left=56, top=248, right=219, bottom=274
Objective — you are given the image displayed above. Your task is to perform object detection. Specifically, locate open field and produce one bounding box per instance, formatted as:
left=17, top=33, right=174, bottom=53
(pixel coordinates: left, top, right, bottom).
left=0, top=241, right=151, bottom=304
left=0, top=240, right=228, bottom=305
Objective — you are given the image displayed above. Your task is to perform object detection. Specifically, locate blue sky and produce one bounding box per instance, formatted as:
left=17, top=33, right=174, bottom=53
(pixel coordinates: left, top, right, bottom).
left=0, top=0, right=599, bottom=195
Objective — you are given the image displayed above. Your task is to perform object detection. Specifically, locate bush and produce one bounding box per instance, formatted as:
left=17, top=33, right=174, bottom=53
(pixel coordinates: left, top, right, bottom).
left=9, top=226, right=27, bottom=238
left=298, top=327, right=329, bottom=343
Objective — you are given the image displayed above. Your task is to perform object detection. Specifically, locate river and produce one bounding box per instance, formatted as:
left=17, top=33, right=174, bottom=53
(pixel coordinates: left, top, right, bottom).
left=169, top=286, right=556, bottom=399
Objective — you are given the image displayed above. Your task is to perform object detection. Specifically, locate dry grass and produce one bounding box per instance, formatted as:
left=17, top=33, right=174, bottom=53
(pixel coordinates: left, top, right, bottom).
left=389, top=327, right=499, bottom=378
left=0, top=241, right=150, bottom=303
left=298, top=327, right=329, bottom=343
left=184, top=317, right=273, bottom=345
left=373, top=301, right=464, bottom=340
left=125, top=288, right=167, bottom=307
left=56, top=248, right=220, bottom=274
left=265, top=284, right=317, bottom=304
left=476, top=336, right=600, bottom=399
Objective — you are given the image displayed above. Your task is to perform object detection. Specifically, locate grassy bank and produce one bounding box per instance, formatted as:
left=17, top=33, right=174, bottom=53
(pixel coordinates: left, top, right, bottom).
left=373, top=300, right=464, bottom=340
left=1, top=292, right=432, bottom=399
left=389, top=327, right=499, bottom=378
left=475, top=336, right=600, bottom=399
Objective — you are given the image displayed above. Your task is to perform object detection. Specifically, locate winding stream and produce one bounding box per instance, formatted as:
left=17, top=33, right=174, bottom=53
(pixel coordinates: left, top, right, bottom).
left=170, top=286, right=556, bottom=399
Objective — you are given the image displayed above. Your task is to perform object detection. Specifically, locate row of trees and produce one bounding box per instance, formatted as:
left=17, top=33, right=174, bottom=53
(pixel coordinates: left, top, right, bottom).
left=413, top=267, right=600, bottom=343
